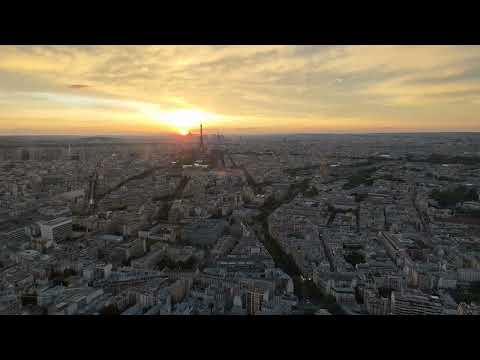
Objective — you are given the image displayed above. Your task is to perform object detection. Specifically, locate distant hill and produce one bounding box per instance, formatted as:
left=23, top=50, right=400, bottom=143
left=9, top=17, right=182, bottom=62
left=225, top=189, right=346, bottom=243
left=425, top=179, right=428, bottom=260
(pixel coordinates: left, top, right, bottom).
left=77, top=136, right=123, bottom=143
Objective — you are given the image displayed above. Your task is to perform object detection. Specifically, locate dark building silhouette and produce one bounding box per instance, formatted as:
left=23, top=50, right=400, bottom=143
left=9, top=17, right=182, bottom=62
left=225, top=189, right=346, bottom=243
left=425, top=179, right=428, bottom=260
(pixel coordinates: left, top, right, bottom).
left=20, top=149, right=30, bottom=161
left=200, top=123, right=205, bottom=154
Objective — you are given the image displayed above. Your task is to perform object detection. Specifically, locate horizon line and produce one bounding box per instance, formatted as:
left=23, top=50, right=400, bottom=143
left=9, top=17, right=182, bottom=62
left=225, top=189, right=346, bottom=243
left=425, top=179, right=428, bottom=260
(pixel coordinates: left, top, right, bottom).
left=1, top=130, right=480, bottom=137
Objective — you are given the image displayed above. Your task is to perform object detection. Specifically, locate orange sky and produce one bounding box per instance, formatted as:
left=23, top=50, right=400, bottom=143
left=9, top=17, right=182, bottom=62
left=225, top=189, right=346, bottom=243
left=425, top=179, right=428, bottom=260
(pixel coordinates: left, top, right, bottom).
left=1, top=45, right=480, bottom=135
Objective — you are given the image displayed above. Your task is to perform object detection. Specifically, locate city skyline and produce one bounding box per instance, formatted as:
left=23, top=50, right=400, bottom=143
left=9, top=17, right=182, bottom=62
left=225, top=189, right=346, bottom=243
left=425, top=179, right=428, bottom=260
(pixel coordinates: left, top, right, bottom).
left=2, top=45, right=480, bottom=135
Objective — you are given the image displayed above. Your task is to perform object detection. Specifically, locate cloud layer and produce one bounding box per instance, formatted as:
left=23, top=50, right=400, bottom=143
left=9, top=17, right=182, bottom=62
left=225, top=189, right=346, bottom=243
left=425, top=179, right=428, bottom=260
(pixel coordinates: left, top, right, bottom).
left=0, top=45, right=480, bottom=134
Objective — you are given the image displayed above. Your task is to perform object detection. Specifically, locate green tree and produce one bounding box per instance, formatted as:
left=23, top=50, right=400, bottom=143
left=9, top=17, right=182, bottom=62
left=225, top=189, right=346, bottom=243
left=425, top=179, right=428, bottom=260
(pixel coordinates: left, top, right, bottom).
left=431, top=186, right=479, bottom=207
left=344, top=252, right=366, bottom=267
left=100, top=304, right=120, bottom=316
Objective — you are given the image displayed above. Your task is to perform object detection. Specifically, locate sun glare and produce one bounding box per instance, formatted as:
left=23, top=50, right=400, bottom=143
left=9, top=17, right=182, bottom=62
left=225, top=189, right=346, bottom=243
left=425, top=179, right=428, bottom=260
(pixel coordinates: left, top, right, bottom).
left=140, top=106, right=218, bottom=134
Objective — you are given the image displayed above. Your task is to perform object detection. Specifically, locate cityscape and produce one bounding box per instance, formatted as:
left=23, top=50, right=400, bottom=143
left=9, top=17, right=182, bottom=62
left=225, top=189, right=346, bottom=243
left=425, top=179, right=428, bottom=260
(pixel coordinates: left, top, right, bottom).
left=1, top=131, right=479, bottom=315
left=0, top=46, right=480, bottom=315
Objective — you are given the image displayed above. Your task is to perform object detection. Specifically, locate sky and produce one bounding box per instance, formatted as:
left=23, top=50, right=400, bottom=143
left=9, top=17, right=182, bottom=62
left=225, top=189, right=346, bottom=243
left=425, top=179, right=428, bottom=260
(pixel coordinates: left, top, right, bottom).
left=1, top=45, right=480, bottom=136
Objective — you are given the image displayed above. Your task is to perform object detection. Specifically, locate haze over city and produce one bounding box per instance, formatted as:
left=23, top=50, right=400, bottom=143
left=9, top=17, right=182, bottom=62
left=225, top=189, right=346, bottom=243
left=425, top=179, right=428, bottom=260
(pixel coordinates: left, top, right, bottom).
left=1, top=45, right=480, bottom=136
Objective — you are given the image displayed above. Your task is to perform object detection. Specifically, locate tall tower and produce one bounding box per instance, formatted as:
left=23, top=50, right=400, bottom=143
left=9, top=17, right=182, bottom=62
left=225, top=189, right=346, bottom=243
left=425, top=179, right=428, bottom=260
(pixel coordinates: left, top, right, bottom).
left=87, top=171, right=97, bottom=208
left=200, top=123, right=205, bottom=154
left=320, top=158, right=329, bottom=179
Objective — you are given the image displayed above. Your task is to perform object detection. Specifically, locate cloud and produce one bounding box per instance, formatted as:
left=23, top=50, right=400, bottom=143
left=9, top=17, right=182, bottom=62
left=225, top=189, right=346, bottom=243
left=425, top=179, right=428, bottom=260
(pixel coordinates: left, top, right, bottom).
left=69, top=84, right=90, bottom=89
left=1, top=45, right=480, bottom=133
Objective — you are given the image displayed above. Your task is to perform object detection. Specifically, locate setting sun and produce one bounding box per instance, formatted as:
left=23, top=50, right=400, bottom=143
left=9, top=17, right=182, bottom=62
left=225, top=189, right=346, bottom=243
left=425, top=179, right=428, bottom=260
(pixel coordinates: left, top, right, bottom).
left=162, top=109, right=215, bottom=132
left=138, top=106, right=219, bottom=134
left=3, top=45, right=480, bottom=135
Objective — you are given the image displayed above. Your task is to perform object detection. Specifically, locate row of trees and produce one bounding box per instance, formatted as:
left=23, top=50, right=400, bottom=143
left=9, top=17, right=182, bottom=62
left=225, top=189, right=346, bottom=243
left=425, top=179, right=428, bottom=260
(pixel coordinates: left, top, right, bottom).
left=406, top=153, right=480, bottom=165
left=449, top=282, right=480, bottom=304
left=430, top=185, right=478, bottom=207
left=342, top=167, right=378, bottom=190
left=156, top=255, right=197, bottom=271
left=344, top=251, right=366, bottom=267
left=100, top=303, right=120, bottom=316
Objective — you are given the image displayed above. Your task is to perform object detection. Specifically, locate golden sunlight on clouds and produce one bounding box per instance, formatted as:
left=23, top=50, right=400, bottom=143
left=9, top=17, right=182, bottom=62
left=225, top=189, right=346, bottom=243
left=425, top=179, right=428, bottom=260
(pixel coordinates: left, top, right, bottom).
left=0, top=45, right=480, bottom=135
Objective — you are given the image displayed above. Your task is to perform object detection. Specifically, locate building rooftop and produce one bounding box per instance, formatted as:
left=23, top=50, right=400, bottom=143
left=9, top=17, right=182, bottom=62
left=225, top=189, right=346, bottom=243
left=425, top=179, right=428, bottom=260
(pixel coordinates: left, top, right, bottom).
left=41, top=217, right=72, bottom=226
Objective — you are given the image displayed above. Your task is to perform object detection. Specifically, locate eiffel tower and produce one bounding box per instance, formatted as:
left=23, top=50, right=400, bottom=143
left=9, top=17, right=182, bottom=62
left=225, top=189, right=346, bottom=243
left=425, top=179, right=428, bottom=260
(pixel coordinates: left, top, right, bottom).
left=199, top=123, right=205, bottom=154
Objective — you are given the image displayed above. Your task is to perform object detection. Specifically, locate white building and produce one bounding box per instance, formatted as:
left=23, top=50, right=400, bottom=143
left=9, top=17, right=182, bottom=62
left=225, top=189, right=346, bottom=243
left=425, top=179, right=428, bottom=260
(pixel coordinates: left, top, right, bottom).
left=39, top=217, right=72, bottom=242
left=457, top=269, right=480, bottom=283
left=391, top=290, right=443, bottom=315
